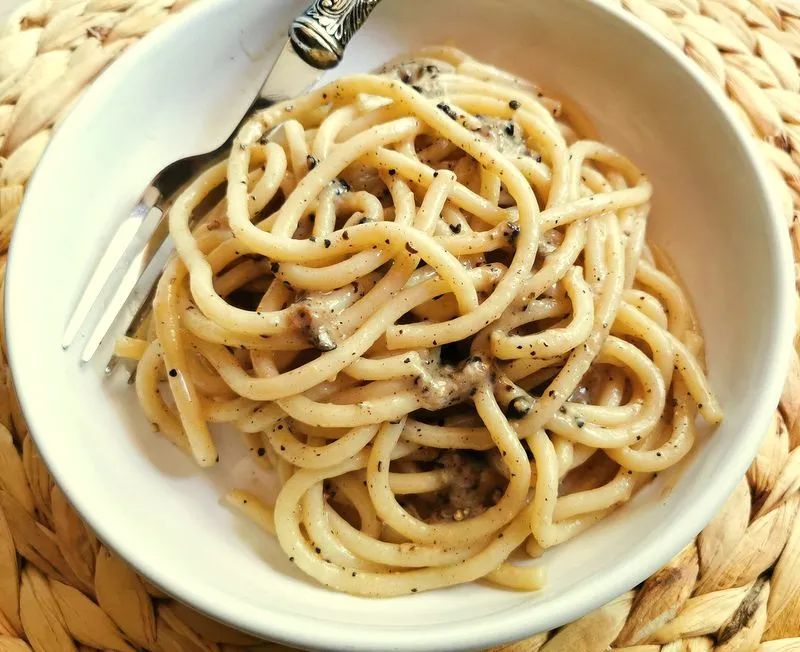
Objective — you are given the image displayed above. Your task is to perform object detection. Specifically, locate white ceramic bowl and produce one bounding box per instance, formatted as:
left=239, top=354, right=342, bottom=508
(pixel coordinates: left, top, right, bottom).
left=6, top=0, right=794, bottom=650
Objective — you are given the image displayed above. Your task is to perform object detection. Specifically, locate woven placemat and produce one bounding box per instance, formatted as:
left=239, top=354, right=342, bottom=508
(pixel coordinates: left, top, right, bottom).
left=0, top=0, right=798, bottom=650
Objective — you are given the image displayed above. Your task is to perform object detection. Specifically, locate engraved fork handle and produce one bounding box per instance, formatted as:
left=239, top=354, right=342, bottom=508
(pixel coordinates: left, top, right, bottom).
left=290, top=0, right=384, bottom=69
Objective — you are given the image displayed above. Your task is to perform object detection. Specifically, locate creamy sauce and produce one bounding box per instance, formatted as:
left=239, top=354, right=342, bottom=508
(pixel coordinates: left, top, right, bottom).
left=380, top=59, right=452, bottom=97
left=428, top=450, right=503, bottom=523
left=471, top=115, right=530, bottom=159
left=413, top=355, right=492, bottom=412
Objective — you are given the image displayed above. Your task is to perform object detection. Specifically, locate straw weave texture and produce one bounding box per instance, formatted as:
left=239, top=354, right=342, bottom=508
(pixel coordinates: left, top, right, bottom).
left=0, top=0, right=798, bottom=650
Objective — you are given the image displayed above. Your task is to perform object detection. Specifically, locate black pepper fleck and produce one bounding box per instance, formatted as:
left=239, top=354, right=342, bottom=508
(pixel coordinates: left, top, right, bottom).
left=506, top=396, right=531, bottom=419
left=436, top=102, right=458, bottom=120
left=506, top=223, right=520, bottom=242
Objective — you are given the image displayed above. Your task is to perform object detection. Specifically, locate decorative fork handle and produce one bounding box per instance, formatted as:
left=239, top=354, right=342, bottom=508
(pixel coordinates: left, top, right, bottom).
left=290, top=0, right=384, bottom=69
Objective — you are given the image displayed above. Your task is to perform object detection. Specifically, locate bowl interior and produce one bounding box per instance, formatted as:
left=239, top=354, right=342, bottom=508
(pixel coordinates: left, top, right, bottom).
left=6, top=0, right=791, bottom=650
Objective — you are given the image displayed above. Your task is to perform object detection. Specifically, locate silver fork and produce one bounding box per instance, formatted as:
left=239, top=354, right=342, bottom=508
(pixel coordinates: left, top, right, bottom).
left=61, top=0, right=383, bottom=373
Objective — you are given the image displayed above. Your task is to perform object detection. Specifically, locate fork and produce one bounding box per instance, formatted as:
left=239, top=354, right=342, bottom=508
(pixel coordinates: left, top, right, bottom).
left=61, top=0, right=384, bottom=373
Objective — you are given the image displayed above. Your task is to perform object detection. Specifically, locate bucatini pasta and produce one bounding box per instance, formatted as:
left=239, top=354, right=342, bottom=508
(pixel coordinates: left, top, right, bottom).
left=118, top=46, right=722, bottom=597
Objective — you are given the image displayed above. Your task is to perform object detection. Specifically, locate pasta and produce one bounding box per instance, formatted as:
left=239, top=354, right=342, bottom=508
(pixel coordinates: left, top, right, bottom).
left=119, top=47, right=722, bottom=597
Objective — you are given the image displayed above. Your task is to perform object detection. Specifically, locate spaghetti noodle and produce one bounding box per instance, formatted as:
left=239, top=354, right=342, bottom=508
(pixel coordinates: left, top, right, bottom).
left=119, top=47, right=722, bottom=596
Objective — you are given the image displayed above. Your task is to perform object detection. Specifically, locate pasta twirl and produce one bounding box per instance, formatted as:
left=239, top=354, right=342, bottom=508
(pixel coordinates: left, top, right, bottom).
left=119, top=47, right=722, bottom=597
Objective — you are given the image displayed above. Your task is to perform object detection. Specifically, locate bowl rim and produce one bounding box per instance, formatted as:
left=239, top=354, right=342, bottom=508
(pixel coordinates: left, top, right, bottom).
left=5, top=0, right=795, bottom=650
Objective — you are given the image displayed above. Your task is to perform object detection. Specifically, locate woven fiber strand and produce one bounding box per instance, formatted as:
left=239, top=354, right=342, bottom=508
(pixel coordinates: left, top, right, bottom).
left=0, top=0, right=797, bottom=650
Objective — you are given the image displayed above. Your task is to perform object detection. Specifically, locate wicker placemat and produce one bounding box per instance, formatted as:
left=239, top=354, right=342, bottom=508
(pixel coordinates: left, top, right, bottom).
left=0, top=0, right=798, bottom=650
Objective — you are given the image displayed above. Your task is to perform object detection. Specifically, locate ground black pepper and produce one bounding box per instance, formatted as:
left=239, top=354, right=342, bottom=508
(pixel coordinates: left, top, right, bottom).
left=436, top=102, right=459, bottom=120
left=507, top=396, right=531, bottom=419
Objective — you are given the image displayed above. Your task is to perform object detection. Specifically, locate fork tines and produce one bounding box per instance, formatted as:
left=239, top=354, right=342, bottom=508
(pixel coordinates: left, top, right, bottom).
left=61, top=185, right=169, bottom=371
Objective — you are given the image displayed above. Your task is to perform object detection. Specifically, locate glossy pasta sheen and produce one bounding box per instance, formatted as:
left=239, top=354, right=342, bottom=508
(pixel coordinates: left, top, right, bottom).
left=119, top=47, right=722, bottom=597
